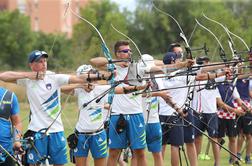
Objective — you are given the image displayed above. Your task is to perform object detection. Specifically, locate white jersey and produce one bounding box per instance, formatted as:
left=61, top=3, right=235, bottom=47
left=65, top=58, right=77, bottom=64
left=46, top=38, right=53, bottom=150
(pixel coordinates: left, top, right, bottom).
left=111, top=65, right=143, bottom=115
left=142, top=96, right=159, bottom=123
left=17, top=71, right=70, bottom=133
left=74, top=85, right=110, bottom=132
left=157, top=71, right=195, bottom=116
left=192, top=80, right=221, bottom=114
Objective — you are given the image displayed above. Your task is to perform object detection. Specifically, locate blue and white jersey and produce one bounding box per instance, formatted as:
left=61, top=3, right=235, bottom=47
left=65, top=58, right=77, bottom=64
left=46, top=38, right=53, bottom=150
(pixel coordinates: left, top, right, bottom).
left=236, top=79, right=250, bottom=101
left=17, top=71, right=70, bottom=133
left=111, top=65, right=143, bottom=114
left=74, top=85, right=110, bottom=132
left=0, top=87, right=19, bottom=153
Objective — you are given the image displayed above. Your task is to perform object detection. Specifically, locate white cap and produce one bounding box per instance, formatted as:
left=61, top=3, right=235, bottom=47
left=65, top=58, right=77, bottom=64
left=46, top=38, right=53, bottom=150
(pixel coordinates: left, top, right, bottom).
left=76, top=64, right=93, bottom=76
left=141, top=54, right=155, bottom=67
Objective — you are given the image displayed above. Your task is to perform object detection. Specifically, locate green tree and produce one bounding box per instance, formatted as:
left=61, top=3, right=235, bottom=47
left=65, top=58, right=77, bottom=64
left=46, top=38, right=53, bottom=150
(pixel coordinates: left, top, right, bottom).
left=32, top=32, right=72, bottom=71
left=0, top=10, right=34, bottom=69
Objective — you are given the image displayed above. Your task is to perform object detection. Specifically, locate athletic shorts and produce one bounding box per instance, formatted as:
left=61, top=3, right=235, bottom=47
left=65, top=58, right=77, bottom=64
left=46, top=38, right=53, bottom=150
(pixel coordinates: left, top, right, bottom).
left=108, top=113, right=146, bottom=150
left=26, top=131, right=67, bottom=165
left=184, top=109, right=195, bottom=143
left=145, top=123, right=162, bottom=152
left=218, top=118, right=238, bottom=138
left=159, top=115, right=184, bottom=146
left=194, top=113, right=218, bottom=138
left=237, top=113, right=252, bottom=134
left=73, top=130, right=107, bottom=159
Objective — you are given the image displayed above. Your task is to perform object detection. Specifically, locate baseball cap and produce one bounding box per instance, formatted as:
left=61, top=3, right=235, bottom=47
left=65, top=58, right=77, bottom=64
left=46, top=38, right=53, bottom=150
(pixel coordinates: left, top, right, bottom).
left=76, top=64, right=94, bottom=76
left=28, top=50, right=48, bottom=63
left=163, top=52, right=178, bottom=64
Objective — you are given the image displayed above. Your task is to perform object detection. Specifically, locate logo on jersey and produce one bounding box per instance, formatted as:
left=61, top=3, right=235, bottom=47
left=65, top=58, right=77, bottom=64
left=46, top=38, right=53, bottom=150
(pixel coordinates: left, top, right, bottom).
left=46, top=83, right=52, bottom=90
left=89, top=108, right=102, bottom=122
left=28, top=153, right=34, bottom=160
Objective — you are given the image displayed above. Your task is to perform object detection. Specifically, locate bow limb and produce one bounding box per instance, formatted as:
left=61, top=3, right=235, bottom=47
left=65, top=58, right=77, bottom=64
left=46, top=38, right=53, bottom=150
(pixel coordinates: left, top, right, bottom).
left=226, top=28, right=250, bottom=52
left=202, top=14, right=239, bottom=59
left=195, top=18, right=227, bottom=62
left=111, top=24, right=142, bottom=61
left=152, top=1, right=192, bottom=59
left=68, top=2, right=116, bottom=106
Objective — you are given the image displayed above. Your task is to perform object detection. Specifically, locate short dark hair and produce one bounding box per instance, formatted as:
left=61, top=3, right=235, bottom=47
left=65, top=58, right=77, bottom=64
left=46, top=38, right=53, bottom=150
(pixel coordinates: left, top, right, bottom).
left=168, top=43, right=181, bottom=52
left=114, top=40, right=130, bottom=55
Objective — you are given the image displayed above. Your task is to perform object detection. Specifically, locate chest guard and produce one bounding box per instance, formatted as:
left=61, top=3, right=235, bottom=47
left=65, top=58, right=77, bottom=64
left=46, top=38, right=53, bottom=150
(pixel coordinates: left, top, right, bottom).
left=0, top=90, right=13, bottom=120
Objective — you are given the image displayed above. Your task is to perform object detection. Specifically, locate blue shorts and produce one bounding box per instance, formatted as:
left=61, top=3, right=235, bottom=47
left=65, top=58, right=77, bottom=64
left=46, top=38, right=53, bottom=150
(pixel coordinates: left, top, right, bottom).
left=108, top=113, right=146, bottom=150
left=194, top=113, right=218, bottom=138
left=26, top=131, right=67, bottom=165
left=159, top=115, right=184, bottom=146
left=73, top=130, right=108, bottom=159
left=145, top=123, right=162, bottom=152
left=184, top=110, right=195, bottom=143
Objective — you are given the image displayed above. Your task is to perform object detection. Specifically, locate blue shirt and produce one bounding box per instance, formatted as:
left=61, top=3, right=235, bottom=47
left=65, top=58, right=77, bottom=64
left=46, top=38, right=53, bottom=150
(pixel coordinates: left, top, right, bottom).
left=0, top=87, right=20, bottom=154
left=236, top=79, right=250, bottom=101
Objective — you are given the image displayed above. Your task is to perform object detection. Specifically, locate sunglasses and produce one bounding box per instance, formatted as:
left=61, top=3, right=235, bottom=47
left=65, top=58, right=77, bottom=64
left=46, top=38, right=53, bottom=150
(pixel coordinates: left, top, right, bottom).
left=117, top=49, right=132, bottom=53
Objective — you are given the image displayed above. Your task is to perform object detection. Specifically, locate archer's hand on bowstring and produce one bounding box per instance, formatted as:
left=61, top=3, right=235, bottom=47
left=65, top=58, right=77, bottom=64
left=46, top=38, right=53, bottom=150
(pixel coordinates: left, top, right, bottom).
left=222, top=67, right=232, bottom=79
left=28, top=71, right=45, bottom=80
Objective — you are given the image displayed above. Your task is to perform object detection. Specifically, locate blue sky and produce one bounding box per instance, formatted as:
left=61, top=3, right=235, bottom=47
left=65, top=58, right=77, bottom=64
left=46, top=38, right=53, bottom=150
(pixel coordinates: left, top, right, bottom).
left=110, top=0, right=137, bottom=12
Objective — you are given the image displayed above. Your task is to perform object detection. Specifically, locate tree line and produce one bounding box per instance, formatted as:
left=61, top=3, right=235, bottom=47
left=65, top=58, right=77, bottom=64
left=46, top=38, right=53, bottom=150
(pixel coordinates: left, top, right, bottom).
left=0, top=0, right=251, bottom=71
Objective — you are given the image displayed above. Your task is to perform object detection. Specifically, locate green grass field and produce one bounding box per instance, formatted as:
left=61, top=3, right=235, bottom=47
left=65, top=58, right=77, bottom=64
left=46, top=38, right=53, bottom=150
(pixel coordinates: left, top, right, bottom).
left=19, top=101, right=241, bottom=166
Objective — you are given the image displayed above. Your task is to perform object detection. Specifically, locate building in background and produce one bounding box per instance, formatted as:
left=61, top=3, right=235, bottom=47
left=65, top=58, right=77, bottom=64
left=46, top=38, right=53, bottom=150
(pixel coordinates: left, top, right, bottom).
left=0, top=0, right=88, bottom=37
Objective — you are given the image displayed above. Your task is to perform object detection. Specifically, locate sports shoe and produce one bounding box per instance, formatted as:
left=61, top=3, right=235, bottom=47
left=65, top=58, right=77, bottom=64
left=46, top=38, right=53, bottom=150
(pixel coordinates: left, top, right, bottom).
left=198, top=153, right=211, bottom=160
left=232, top=160, right=241, bottom=166
left=245, top=155, right=252, bottom=164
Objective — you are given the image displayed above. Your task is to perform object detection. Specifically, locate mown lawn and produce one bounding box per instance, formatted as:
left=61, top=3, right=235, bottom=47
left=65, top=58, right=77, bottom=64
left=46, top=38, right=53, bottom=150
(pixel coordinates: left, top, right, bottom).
left=19, top=101, right=240, bottom=166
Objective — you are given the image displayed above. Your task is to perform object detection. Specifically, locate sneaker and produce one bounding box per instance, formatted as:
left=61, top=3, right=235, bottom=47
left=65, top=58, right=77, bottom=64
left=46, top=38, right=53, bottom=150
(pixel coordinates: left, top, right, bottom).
left=245, top=155, right=252, bottom=164
left=232, top=160, right=241, bottom=166
left=198, top=153, right=205, bottom=160
left=237, top=153, right=242, bottom=160
left=205, top=154, right=211, bottom=160
left=229, top=157, right=234, bottom=164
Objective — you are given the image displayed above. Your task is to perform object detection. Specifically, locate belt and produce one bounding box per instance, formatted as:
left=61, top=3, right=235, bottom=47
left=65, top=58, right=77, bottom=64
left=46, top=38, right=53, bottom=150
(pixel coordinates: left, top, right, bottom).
left=75, top=128, right=103, bottom=135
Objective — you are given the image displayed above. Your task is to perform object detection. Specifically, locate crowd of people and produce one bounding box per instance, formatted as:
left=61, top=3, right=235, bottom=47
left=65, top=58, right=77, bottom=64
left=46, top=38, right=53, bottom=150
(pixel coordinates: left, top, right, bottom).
left=0, top=40, right=252, bottom=166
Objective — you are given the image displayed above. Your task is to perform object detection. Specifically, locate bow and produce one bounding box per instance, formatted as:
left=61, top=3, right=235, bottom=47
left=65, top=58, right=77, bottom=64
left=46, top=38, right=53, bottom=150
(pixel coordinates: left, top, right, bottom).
left=0, top=144, right=22, bottom=166
left=68, top=2, right=116, bottom=106
left=152, top=2, right=192, bottom=60
left=202, top=14, right=239, bottom=60
left=195, top=18, right=227, bottom=62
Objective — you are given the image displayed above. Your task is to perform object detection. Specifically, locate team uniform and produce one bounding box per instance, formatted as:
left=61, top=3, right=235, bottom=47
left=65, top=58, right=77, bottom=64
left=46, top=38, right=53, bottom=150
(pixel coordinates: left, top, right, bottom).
left=17, top=71, right=69, bottom=165
left=217, top=83, right=240, bottom=138
left=236, top=79, right=252, bottom=135
left=192, top=78, right=222, bottom=138
left=72, top=85, right=110, bottom=159
left=142, top=79, right=162, bottom=153
left=143, top=97, right=162, bottom=152
left=0, top=88, right=19, bottom=166
left=157, top=71, right=196, bottom=146
left=108, top=65, right=146, bottom=150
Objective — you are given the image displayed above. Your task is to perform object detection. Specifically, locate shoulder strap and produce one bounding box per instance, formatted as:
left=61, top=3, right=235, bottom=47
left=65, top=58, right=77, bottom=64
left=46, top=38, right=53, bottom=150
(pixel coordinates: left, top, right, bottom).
left=0, top=90, right=13, bottom=120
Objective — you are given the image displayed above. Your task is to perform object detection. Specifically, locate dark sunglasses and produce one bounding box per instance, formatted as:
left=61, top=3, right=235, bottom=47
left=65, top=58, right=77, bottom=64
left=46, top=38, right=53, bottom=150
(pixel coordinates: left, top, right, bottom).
left=117, top=49, right=132, bottom=53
